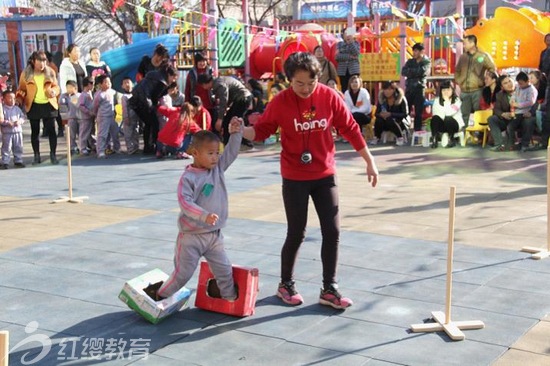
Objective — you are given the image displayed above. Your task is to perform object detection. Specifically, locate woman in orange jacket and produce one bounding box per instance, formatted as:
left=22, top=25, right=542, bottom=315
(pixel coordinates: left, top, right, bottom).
left=16, top=50, right=60, bottom=164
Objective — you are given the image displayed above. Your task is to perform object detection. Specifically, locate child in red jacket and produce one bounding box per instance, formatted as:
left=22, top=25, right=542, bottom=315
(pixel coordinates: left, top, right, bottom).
left=156, top=102, right=198, bottom=159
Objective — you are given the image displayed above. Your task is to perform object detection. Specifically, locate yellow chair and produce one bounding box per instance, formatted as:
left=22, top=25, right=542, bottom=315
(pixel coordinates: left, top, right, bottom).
left=465, top=109, right=492, bottom=148
left=115, top=104, right=123, bottom=124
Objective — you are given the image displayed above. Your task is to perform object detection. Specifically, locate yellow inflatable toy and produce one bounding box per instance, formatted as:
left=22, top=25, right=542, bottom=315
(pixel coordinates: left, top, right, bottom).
left=466, top=7, right=549, bottom=69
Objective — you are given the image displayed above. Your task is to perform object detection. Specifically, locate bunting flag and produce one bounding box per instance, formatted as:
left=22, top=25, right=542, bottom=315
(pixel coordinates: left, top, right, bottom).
left=111, top=0, right=125, bottom=15
left=153, top=12, right=162, bottom=30
left=208, top=27, right=217, bottom=41
left=390, top=6, right=406, bottom=19
left=169, top=18, right=178, bottom=33
left=413, top=15, right=424, bottom=29
left=163, top=0, right=174, bottom=12
left=182, top=21, right=190, bottom=33
left=234, top=21, right=242, bottom=33
left=136, top=6, right=146, bottom=25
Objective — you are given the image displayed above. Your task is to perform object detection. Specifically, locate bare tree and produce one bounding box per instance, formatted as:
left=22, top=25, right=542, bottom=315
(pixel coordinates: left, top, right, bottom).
left=32, top=0, right=193, bottom=45
left=217, top=0, right=286, bottom=25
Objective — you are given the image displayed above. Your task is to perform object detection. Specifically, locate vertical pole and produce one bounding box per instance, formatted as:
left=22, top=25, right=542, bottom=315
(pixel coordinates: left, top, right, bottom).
left=202, top=111, right=207, bottom=130
left=478, top=0, right=486, bottom=21
left=208, top=0, right=218, bottom=74
left=0, top=331, right=8, bottom=366
left=399, top=21, right=407, bottom=90
left=547, top=148, right=550, bottom=252
left=65, top=124, right=73, bottom=201
left=242, top=0, right=250, bottom=80
left=445, top=186, right=457, bottom=324
left=456, top=0, right=464, bottom=59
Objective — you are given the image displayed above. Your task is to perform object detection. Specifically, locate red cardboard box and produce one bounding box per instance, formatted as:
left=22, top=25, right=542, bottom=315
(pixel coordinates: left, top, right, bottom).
left=195, top=261, right=259, bottom=317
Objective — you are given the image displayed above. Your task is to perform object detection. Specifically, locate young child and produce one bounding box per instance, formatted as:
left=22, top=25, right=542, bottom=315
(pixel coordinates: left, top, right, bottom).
left=78, top=77, right=95, bottom=155
left=156, top=102, right=199, bottom=159
left=1, top=91, right=25, bottom=169
left=93, top=74, right=120, bottom=158
left=59, top=80, right=81, bottom=154
left=120, top=77, right=140, bottom=155
left=169, top=85, right=185, bottom=107
left=156, top=88, right=173, bottom=132
left=155, top=119, right=243, bottom=301
left=191, top=95, right=211, bottom=132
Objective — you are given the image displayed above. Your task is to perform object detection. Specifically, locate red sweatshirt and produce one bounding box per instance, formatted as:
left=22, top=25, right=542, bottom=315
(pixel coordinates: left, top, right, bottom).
left=193, top=106, right=212, bottom=131
left=157, top=106, right=201, bottom=148
left=253, top=83, right=366, bottom=181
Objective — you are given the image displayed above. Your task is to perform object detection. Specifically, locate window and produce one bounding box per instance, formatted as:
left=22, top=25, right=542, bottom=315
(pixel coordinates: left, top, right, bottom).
left=464, top=5, right=479, bottom=28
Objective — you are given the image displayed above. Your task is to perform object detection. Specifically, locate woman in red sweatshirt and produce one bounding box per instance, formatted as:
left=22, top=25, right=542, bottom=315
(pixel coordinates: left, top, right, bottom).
left=242, top=52, right=379, bottom=309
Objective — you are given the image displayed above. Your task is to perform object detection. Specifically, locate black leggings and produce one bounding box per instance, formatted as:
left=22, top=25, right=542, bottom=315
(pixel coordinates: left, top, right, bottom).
left=30, top=118, right=56, bottom=154
left=430, top=115, right=459, bottom=138
left=281, top=175, right=340, bottom=287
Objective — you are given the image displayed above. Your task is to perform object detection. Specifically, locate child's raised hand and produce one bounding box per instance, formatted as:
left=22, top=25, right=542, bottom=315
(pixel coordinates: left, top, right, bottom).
left=205, top=213, right=219, bottom=226
left=228, top=117, right=243, bottom=134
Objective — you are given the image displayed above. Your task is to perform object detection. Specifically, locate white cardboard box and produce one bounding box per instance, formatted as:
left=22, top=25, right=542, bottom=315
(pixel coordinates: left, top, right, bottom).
left=119, top=268, right=192, bottom=324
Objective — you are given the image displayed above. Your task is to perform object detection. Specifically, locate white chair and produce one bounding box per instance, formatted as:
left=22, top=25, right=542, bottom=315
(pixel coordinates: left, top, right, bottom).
left=410, top=130, right=432, bottom=147
left=440, top=131, right=465, bottom=147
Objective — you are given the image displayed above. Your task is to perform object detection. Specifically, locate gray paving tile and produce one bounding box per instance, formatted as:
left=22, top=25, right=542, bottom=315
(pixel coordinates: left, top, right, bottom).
left=374, top=276, right=481, bottom=305
left=286, top=316, right=408, bottom=358
left=0, top=243, right=172, bottom=280
left=457, top=286, right=550, bottom=319
left=131, top=354, right=201, bottom=365
left=2, top=290, right=130, bottom=336
left=153, top=326, right=287, bottom=365
left=376, top=333, right=506, bottom=366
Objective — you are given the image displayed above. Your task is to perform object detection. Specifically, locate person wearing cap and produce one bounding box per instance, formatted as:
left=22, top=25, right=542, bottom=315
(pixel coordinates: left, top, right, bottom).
left=454, top=35, right=496, bottom=127
left=185, top=53, right=215, bottom=123
left=335, top=28, right=360, bottom=93
left=401, top=42, right=431, bottom=131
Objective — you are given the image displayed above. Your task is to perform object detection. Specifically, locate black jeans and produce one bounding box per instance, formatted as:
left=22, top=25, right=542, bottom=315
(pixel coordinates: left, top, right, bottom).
left=281, top=175, right=340, bottom=288
left=405, top=86, right=425, bottom=131
left=221, top=96, right=252, bottom=145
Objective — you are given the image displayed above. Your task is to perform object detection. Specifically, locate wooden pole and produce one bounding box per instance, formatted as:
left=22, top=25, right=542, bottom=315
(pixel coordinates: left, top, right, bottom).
left=51, top=125, right=89, bottom=204
left=410, top=186, right=484, bottom=340
left=0, top=331, right=8, bottom=366
left=66, top=125, right=73, bottom=201
left=445, top=186, right=456, bottom=324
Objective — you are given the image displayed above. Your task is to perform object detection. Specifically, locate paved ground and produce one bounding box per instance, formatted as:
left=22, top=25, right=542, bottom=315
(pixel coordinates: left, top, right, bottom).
left=1, top=127, right=550, bottom=365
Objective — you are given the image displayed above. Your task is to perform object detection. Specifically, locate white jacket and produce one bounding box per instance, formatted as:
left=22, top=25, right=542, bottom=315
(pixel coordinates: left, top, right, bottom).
left=59, top=57, right=87, bottom=93
left=344, top=88, right=372, bottom=115
left=432, top=97, right=464, bottom=129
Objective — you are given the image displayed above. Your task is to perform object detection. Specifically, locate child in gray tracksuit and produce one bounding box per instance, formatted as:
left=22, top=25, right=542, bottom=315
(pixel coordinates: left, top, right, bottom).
left=59, top=80, right=80, bottom=154
left=120, top=77, right=140, bottom=154
left=1, top=91, right=25, bottom=169
left=156, top=120, right=243, bottom=301
left=78, top=78, right=95, bottom=155
left=93, top=75, right=120, bottom=158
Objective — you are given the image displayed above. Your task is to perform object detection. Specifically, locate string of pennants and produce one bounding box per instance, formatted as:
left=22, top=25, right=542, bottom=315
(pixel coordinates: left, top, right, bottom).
left=110, top=0, right=477, bottom=45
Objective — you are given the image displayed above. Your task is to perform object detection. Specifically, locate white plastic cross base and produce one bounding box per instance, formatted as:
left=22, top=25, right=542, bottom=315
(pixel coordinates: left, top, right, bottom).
left=521, top=246, right=550, bottom=260
left=410, top=311, right=485, bottom=341
left=410, top=130, right=431, bottom=147
left=51, top=195, right=89, bottom=204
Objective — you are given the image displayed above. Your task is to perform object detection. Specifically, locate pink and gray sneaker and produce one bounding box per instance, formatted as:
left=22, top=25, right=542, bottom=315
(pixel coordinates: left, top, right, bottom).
left=319, top=284, right=353, bottom=309
left=277, top=281, right=304, bottom=306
